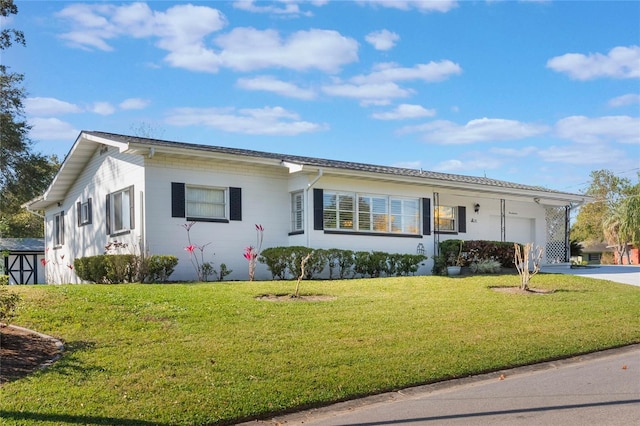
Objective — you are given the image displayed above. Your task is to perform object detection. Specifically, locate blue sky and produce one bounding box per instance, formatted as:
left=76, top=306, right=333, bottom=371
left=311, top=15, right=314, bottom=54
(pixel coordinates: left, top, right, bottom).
left=4, top=0, right=639, bottom=193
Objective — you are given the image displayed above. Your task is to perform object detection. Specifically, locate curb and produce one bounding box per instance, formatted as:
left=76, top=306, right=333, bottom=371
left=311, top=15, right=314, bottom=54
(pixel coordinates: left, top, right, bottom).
left=3, top=324, right=65, bottom=371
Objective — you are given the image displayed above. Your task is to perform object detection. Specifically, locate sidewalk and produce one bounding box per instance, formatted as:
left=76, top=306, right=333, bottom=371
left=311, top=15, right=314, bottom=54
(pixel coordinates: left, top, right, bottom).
left=250, top=345, right=640, bottom=425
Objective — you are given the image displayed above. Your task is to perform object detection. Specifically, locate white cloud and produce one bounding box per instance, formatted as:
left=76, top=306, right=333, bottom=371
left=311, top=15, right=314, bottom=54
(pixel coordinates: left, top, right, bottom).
left=357, top=0, right=458, bottom=13
left=538, top=143, right=627, bottom=165
left=365, top=29, right=399, bottom=51
left=554, top=115, right=640, bottom=144
left=216, top=28, right=358, bottom=73
left=371, top=104, right=436, bottom=120
left=432, top=157, right=501, bottom=173
left=232, top=0, right=313, bottom=16
left=24, top=97, right=82, bottom=116
left=489, top=146, right=538, bottom=158
left=119, top=98, right=151, bottom=110
left=352, top=61, right=462, bottom=84
left=608, top=93, right=640, bottom=108
left=237, top=76, right=316, bottom=100
left=399, top=118, right=549, bottom=144
left=91, top=102, right=116, bottom=115
left=391, top=160, right=422, bottom=169
left=29, top=118, right=79, bottom=141
left=322, top=82, right=412, bottom=105
left=56, top=3, right=359, bottom=74
left=165, top=106, right=328, bottom=135
left=546, top=45, right=640, bottom=80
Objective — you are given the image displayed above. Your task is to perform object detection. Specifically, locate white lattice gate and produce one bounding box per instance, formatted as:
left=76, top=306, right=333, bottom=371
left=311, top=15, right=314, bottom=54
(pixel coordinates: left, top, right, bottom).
left=545, top=206, right=569, bottom=264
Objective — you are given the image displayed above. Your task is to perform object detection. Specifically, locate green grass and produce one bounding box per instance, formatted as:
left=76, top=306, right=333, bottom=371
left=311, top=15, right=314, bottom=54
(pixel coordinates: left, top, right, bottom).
left=2, top=274, right=640, bottom=425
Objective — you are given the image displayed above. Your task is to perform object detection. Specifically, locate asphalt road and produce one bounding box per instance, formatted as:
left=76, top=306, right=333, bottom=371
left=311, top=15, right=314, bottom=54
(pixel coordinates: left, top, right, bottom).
left=255, top=346, right=640, bottom=426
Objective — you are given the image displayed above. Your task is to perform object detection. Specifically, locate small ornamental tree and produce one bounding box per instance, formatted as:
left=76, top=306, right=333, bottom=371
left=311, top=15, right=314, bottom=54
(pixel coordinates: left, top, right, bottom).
left=514, top=243, right=543, bottom=290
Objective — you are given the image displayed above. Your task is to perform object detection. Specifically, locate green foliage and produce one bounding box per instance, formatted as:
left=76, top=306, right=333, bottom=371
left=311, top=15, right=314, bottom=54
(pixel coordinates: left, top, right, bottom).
left=0, top=3, right=60, bottom=238
left=571, top=169, right=639, bottom=244
left=75, top=254, right=178, bottom=284
left=260, top=247, right=425, bottom=279
left=0, top=280, right=20, bottom=323
left=217, top=263, right=232, bottom=282
left=325, top=248, right=355, bottom=279
left=142, top=255, right=178, bottom=283
left=259, top=247, right=290, bottom=279
left=469, top=259, right=502, bottom=274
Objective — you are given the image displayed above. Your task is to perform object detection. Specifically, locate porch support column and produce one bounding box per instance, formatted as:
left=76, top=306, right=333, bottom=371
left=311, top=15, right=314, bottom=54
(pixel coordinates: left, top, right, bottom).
left=500, top=199, right=506, bottom=242
left=565, top=205, right=571, bottom=262
left=433, top=192, right=440, bottom=255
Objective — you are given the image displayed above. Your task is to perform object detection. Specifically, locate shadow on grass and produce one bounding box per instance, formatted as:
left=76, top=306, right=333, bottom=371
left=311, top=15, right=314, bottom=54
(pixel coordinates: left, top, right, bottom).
left=0, top=411, right=172, bottom=425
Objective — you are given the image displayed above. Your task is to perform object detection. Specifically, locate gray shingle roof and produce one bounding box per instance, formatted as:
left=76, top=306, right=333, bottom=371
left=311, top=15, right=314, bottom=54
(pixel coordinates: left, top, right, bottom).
left=85, top=131, right=584, bottom=198
left=0, top=238, right=45, bottom=253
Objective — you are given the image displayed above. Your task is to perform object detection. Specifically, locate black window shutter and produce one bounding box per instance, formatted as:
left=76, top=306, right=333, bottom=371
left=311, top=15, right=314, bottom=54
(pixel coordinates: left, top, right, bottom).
left=458, top=206, right=467, bottom=233
left=229, top=187, right=242, bottom=221
left=129, top=186, right=135, bottom=230
left=60, top=210, right=65, bottom=245
left=313, top=188, right=324, bottom=230
left=422, top=198, right=431, bottom=235
left=171, top=182, right=186, bottom=218
left=77, top=201, right=81, bottom=227
left=87, top=198, right=92, bottom=224
left=106, top=194, right=111, bottom=235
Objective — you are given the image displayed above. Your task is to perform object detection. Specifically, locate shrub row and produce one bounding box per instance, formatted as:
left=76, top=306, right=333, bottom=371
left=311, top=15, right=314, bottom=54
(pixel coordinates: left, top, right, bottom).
left=258, top=246, right=426, bottom=280
left=74, top=255, right=178, bottom=284
left=433, top=239, right=521, bottom=275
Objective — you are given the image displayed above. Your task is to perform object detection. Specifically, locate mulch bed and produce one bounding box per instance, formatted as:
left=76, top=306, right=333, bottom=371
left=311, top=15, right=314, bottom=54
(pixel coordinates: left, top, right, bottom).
left=0, top=325, right=63, bottom=385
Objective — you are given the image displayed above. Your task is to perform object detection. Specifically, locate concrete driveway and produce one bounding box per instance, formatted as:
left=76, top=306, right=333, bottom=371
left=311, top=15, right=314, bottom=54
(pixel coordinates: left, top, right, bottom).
left=546, top=264, right=640, bottom=287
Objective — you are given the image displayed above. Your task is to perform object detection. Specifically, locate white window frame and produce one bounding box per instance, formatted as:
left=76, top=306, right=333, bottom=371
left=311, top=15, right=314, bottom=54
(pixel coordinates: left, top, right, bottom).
left=291, top=191, right=304, bottom=232
left=435, top=205, right=457, bottom=232
left=53, top=211, right=64, bottom=246
left=108, top=187, right=133, bottom=235
left=324, top=191, right=420, bottom=235
left=185, top=185, right=227, bottom=220
left=80, top=200, right=91, bottom=225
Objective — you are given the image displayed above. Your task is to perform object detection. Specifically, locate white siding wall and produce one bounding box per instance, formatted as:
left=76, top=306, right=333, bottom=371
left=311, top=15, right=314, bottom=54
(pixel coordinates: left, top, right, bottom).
left=144, top=155, right=291, bottom=281
left=43, top=146, right=145, bottom=283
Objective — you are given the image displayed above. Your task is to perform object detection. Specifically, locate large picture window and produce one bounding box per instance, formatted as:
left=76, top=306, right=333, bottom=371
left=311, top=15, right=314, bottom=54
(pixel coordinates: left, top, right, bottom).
left=323, top=191, right=420, bottom=235
left=106, top=186, right=134, bottom=235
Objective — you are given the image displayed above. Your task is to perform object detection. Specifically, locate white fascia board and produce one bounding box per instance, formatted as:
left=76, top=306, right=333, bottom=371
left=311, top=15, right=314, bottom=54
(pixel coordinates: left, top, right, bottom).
left=83, top=132, right=129, bottom=152
left=281, top=161, right=304, bottom=173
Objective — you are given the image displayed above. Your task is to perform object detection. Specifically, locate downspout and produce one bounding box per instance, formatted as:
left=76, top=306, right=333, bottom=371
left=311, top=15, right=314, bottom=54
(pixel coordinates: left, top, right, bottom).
left=305, top=169, right=323, bottom=248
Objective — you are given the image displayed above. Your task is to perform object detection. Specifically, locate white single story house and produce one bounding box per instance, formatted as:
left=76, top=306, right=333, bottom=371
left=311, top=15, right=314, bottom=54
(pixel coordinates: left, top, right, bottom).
left=25, top=131, right=590, bottom=283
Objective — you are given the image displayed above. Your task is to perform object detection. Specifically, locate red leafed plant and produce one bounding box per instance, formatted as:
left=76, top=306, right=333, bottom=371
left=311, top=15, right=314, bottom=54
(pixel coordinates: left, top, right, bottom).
left=244, top=224, right=264, bottom=281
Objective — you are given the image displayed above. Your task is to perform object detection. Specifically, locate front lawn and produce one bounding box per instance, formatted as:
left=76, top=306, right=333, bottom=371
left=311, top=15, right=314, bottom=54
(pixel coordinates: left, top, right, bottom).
left=2, top=274, right=639, bottom=425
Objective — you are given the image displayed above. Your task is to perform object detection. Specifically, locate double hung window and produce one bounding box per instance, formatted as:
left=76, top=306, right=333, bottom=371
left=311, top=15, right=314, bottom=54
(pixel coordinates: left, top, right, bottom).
left=77, top=199, right=92, bottom=226
left=435, top=205, right=457, bottom=232
left=291, top=191, right=304, bottom=232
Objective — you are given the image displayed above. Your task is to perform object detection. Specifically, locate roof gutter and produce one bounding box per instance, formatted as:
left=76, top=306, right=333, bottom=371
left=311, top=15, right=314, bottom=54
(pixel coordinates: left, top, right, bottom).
left=22, top=201, right=45, bottom=219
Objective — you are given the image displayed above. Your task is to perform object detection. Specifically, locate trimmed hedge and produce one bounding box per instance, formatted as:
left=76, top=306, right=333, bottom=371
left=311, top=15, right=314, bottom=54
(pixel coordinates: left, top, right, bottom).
left=74, top=254, right=178, bottom=284
left=259, top=247, right=426, bottom=280
left=433, top=239, right=521, bottom=275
